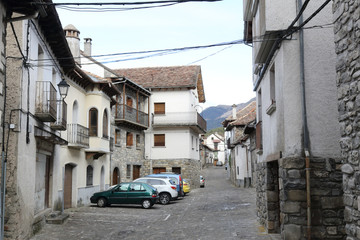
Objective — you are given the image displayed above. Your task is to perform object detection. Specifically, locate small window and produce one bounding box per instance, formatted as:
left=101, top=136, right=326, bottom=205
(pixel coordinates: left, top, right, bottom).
left=154, top=103, right=165, bottom=114
left=126, top=132, right=133, bottom=147
left=86, top=165, right=93, bottom=186
left=192, top=136, right=194, bottom=150
left=237, top=166, right=239, bottom=175
left=126, top=165, right=131, bottom=178
left=129, top=183, right=145, bottom=191
left=136, top=134, right=140, bottom=149
left=115, top=129, right=121, bottom=145
left=154, top=134, right=165, bottom=146
left=172, top=167, right=181, bottom=174
left=119, top=183, right=130, bottom=191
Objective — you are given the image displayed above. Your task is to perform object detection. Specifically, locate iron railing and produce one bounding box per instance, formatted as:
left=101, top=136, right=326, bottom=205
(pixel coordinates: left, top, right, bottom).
left=67, top=123, right=89, bottom=148
left=35, top=81, right=57, bottom=122
left=51, top=100, right=67, bottom=130
left=115, top=104, right=149, bottom=128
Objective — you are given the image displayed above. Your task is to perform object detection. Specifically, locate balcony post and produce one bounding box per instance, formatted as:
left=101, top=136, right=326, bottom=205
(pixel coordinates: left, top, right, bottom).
left=123, top=84, right=126, bottom=119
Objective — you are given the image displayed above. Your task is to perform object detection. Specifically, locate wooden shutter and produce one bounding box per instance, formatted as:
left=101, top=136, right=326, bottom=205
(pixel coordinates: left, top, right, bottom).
left=154, top=134, right=165, bottom=146
left=127, top=132, right=133, bottom=146
left=154, top=103, right=165, bottom=114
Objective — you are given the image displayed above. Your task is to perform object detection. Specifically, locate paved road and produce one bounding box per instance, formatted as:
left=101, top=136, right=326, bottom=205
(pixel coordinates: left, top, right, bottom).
left=31, top=166, right=280, bottom=240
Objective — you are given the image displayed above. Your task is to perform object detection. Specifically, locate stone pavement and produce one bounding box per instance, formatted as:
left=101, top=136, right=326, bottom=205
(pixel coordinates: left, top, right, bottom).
left=31, top=166, right=281, bottom=240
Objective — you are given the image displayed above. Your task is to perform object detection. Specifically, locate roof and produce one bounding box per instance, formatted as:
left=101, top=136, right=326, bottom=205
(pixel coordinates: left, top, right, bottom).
left=230, top=101, right=256, bottom=126
left=113, top=65, right=205, bottom=103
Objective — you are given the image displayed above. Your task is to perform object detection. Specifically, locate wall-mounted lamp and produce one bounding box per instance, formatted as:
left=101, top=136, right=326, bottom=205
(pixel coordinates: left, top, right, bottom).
left=58, top=78, right=70, bottom=99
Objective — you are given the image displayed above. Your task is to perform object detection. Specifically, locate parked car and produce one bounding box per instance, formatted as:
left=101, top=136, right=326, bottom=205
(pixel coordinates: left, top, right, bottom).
left=90, top=182, right=158, bottom=209
left=183, top=179, right=191, bottom=195
left=133, top=177, right=178, bottom=204
left=145, top=173, right=184, bottom=197
left=200, top=176, right=205, bottom=188
left=216, top=161, right=223, bottom=166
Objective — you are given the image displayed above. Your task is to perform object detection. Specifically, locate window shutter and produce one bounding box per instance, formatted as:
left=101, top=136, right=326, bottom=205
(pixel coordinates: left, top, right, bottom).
left=127, top=132, right=133, bottom=146
left=154, top=103, right=165, bottom=114
left=154, top=134, right=165, bottom=146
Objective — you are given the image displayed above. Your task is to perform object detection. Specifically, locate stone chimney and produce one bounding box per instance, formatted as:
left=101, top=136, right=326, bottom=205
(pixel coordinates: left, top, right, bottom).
left=64, top=24, right=80, bottom=65
left=84, top=38, right=92, bottom=56
left=232, top=104, right=237, bottom=119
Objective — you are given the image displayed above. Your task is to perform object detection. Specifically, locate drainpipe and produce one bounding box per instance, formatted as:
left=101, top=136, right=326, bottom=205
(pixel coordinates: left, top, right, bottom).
left=297, top=0, right=311, bottom=239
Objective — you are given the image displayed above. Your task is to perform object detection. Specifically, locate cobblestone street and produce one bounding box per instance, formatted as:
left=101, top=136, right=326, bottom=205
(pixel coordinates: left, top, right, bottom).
left=31, top=167, right=280, bottom=240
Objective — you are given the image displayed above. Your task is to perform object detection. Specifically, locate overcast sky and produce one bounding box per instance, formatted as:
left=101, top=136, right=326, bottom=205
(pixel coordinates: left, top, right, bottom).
left=53, top=0, right=255, bottom=110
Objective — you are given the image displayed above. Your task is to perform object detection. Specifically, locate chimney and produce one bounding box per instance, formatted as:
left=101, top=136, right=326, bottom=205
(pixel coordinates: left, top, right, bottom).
left=64, top=24, right=80, bottom=65
left=232, top=104, right=237, bottom=119
left=84, top=38, right=92, bottom=56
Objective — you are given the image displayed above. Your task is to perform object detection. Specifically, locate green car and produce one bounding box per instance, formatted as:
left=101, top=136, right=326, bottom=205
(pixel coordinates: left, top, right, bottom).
left=90, top=182, right=159, bottom=209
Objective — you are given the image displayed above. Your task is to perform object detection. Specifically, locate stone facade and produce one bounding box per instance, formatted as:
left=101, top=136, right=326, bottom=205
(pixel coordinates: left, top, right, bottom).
left=257, top=158, right=344, bottom=240
left=151, top=158, right=201, bottom=188
left=333, top=1, right=360, bottom=239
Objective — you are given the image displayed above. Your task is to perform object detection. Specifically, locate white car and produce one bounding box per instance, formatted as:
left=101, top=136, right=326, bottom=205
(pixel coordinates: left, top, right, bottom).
left=133, top=177, right=178, bottom=205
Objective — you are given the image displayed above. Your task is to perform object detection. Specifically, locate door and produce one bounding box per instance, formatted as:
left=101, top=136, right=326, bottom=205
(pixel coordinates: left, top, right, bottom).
left=113, top=167, right=120, bottom=185
left=133, top=165, right=140, bottom=179
left=153, top=167, right=166, bottom=174
left=64, top=164, right=73, bottom=209
left=108, top=183, right=129, bottom=204
left=127, top=183, right=147, bottom=204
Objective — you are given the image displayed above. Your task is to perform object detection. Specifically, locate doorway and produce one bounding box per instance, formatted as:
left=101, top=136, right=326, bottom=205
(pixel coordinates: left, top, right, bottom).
left=133, top=165, right=140, bottom=179
left=64, top=164, right=73, bottom=209
left=113, top=167, right=120, bottom=185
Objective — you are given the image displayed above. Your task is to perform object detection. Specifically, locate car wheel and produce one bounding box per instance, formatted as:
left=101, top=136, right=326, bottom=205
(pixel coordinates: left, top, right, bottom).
left=142, top=199, right=152, bottom=209
left=97, top=197, right=107, bottom=208
left=159, top=193, right=171, bottom=205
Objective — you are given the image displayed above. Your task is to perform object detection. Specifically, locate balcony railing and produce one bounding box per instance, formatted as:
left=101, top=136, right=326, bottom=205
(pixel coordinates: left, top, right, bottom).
left=35, top=81, right=57, bottom=122
left=152, top=112, right=207, bottom=132
left=67, top=123, right=89, bottom=148
left=115, top=104, right=149, bottom=129
left=51, top=100, right=67, bottom=130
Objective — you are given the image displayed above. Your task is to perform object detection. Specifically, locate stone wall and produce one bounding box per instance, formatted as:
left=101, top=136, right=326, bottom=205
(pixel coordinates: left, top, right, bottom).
left=256, top=157, right=344, bottom=239
left=151, top=158, right=201, bottom=188
left=333, top=1, right=360, bottom=239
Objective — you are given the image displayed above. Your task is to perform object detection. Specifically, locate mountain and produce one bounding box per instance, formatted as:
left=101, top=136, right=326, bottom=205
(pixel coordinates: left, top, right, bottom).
left=201, top=97, right=256, bottom=131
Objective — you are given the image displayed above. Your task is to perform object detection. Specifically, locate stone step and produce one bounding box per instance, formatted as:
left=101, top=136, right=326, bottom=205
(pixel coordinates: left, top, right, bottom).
left=46, top=213, right=69, bottom=225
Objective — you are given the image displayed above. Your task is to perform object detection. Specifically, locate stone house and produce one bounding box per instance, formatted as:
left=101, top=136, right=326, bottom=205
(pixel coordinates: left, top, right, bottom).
left=333, top=1, right=360, bottom=239
left=64, top=25, right=151, bottom=185
left=223, top=101, right=256, bottom=188
left=243, top=0, right=344, bottom=239
left=3, top=1, right=81, bottom=239
left=114, top=66, right=207, bottom=187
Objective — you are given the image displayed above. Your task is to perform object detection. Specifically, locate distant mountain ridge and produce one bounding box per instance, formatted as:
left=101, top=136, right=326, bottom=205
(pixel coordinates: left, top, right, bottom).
left=202, top=97, right=256, bottom=131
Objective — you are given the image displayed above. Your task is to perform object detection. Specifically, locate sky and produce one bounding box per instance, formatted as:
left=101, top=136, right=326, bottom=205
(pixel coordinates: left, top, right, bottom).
left=53, top=0, right=255, bottom=110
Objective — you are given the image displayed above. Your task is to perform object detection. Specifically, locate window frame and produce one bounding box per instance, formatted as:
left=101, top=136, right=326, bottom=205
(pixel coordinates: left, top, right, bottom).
left=126, top=132, right=133, bottom=147
left=115, top=129, right=121, bottom=146
left=86, top=165, right=93, bottom=186
left=102, top=110, right=108, bottom=138
left=89, top=108, right=98, bottom=137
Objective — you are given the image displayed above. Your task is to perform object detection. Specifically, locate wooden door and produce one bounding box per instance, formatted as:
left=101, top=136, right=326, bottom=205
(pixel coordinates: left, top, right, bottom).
left=64, top=164, right=73, bottom=209
left=113, top=167, right=120, bottom=185
left=132, top=165, right=140, bottom=179
left=153, top=167, right=166, bottom=174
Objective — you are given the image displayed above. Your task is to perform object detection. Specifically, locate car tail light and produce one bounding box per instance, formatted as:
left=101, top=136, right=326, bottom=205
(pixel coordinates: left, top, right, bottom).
left=171, top=186, right=176, bottom=190
left=152, top=194, right=157, bottom=198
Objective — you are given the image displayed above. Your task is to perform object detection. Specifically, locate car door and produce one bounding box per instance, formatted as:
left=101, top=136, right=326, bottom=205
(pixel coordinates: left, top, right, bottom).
left=127, top=183, right=147, bottom=204
left=108, top=183, right=129, bottom=204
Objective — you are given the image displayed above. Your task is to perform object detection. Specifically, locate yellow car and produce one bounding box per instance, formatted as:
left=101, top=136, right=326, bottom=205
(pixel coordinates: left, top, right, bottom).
left=183, top=179, right=191, bottom=195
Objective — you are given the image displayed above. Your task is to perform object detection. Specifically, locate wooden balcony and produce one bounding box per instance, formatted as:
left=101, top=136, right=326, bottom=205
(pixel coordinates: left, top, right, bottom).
left=51, top=100, right=67, bottom=130
left=114, top=104, right=149, bottom=130
left=67, top=123, right=89, bottom=149
left=35, top=81, right=57, bottom=122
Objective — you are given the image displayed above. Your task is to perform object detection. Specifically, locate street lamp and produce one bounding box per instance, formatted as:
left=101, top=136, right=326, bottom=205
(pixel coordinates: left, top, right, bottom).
left=58, top=77, right=70, bottom=99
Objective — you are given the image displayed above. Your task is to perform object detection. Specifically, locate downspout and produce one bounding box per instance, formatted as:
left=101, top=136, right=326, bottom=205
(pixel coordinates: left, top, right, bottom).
left=297, top=0, right=311, bottom=239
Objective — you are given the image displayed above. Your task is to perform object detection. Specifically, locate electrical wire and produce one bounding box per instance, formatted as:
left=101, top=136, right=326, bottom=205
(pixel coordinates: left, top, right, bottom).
left=56, top=3, right=179, bottom=12
left=31, top=0, right=222, bottom=6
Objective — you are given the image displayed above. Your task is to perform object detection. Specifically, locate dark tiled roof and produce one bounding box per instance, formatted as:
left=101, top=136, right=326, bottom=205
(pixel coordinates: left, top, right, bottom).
left=230, top=101, right=256, bottom=126
left=113, top=65, right=205, bottom=102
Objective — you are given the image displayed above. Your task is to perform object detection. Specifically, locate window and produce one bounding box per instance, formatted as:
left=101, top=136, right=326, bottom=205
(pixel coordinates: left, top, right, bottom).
left=214, top=142, right=218, bottom=151
left=154, top=102, right=165, bottom=114
left=136, top=134, right=140, bottom=149
left=257, top=89, right=262, bottom=121
left=126, top=132, right=133, bottom=147
left=129, top=183, right=145, bottom=191
left=154, top=134, right=165, bottom=146
left=172, top=167, right=181, bottom=174
left=86, top=165, right=93, bottom=186
left=119, top=183, right=130, bottom=191
left=115, top=129, right=121, bottom=145
left=102, top=110, right=108, bottom=138
left=89, top=108, right=98, bottom=136
left=237, top=166, right=239, bottom=175
left=192, top=136, right=194, bottom=150
left=126, top=165, right=131, bottom=178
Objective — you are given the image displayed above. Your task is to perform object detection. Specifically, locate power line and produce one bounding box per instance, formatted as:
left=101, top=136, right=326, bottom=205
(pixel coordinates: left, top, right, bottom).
left=56, top=3, right=179, bottom=12
left=31, top=0, right=222, bottom=6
